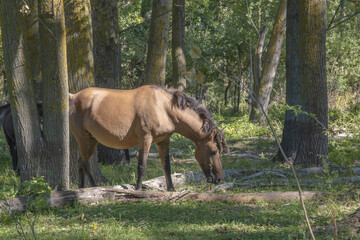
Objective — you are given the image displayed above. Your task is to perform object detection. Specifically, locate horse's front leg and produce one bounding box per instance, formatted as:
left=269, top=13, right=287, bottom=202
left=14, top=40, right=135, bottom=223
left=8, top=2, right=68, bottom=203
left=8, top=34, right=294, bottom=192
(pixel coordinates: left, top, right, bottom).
left=136, top=135, right=152, bottom=190
left=157, top=138, right=175, bottom=191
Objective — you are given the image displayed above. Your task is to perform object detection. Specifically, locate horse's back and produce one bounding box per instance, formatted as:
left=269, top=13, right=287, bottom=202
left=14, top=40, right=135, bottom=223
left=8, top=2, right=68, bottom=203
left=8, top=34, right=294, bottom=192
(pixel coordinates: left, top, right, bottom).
left=69, top=85, right=175, bottom=148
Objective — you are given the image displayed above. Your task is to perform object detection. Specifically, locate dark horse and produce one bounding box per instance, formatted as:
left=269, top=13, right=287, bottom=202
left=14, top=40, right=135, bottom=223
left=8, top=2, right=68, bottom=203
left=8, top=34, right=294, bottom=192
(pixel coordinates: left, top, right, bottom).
left=69, top=85, right=228, bottom=190
left=0, top=102, right=43, bottom=173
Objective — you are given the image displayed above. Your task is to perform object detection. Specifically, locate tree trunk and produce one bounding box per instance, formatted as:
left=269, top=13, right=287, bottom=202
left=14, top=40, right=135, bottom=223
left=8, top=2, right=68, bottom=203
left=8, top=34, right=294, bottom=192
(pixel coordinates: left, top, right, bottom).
left=249, top=26, right=268, bottom=119
left=39, top=0, right=70, bottom=190
left=144, top=0, right=171, bottom=85
left=172, top=0, right=186, bottom=90
left=0, top=0, right=43, bottom=181
left=91, top=0, right=130, bottom=166
left=91, top=0, right=121, bottom=89
left=224, top=80, right=232, bottom=106
left=235, top=44, right=243, bottom=112
left=275, top=0, right=328, bottom=166
left=253, top=27, right=269, bottom=96
left=65, top=0, right=107, bottom=186
left=249, top=0, right=287, bottom=123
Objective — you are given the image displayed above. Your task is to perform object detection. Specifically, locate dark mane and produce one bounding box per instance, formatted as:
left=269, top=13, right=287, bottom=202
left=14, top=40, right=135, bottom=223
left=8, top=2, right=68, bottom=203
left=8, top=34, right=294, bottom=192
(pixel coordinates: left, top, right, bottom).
left=170, top=89, right=215, bottom=134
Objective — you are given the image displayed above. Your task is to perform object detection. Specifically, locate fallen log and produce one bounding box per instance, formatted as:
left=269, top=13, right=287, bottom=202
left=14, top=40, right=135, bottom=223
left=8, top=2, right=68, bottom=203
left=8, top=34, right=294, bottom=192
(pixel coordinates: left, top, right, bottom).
left=108, top=189, right=319, bottom=203
left=0, top=186, right=320, bottom=213
left=0, top=185, right=134, bottom=213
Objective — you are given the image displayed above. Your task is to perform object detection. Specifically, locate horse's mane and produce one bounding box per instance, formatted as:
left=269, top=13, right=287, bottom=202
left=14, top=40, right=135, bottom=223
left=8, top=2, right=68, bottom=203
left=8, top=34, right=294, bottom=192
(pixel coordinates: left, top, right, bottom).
left=171, top=90, right=215, bottom=134
left=154, top=85, right=229, bottom=153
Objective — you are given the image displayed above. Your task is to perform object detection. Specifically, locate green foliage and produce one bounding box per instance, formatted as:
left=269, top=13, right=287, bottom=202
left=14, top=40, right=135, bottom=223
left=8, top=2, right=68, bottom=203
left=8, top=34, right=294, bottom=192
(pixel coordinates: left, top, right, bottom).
left=0, top=1, right=359, bottom=239
left=16, top=176, right=51, bottom=211
left=119, top=0, right=149, bottom=87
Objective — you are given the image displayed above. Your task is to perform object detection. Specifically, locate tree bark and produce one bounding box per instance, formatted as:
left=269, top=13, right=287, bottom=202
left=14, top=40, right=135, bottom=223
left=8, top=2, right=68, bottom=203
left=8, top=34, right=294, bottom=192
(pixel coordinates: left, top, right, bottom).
left=39, top=0, right=70, bottom=190
left=275, top=0, right=328, bottom=166
left=172, top=0, right=186, bottom=90
left=249, top=0, right=287, bottom=123
left=91, top=0, right=130, bottom=166
left=65, top=0, right=107, bottom=186
left=91, top=0, right=121, bottom=89
left=144, top=0, right=171, bottom=85
left=1, top=0, right=44, bottom=181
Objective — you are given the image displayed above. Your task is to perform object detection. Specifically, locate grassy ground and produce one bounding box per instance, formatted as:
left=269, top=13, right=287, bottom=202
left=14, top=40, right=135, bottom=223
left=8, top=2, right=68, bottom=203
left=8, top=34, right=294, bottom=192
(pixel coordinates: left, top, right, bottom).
left=0, top=109, right=360, bottom=239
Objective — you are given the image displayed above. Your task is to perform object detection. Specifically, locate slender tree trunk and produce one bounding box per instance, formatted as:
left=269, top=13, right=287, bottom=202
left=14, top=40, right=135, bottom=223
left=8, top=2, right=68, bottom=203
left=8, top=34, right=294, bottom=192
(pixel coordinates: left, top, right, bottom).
left=91, top=0, right=130, bottom=166
left=235, top=44, right=243, bottom=112
left=172, top=0, right=186, bottom=90
left=144, top=0, right=171, bottom=85
left=39, top=0, right=70, bottom=190
left=224, top=80, right=232, bottom=106
left=249, top=0, right=287, bottom=123
left=0, top=0, right=43, bottom=181
left=65, top=0, right=107, bottom=185
left=275, top=0, right=328, bottom=166
left=249, top=26, right=268, bottom=120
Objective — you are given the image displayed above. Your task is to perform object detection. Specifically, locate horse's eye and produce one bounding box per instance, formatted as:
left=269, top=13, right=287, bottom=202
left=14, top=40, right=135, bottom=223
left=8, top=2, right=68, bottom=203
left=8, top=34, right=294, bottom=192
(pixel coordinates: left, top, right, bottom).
left=210, top=151, right=217, bottom=156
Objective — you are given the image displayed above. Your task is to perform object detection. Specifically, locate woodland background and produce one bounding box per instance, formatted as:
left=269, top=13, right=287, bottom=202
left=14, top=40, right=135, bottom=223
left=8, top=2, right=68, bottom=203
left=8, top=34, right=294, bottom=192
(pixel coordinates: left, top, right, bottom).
left=0, top=0, right=359, bottom=239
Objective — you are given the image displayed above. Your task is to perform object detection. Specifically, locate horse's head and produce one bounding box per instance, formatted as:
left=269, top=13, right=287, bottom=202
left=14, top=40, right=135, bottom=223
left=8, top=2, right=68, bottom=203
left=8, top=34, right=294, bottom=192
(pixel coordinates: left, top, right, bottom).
left=195, top=128, right=229, bottom=184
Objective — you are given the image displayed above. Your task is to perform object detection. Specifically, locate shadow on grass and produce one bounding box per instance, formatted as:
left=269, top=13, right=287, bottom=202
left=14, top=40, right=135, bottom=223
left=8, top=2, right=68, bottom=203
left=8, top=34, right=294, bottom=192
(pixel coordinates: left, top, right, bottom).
left=0, top=199, right=317, bottom=240
left=227, top=137, right=278, bottom=156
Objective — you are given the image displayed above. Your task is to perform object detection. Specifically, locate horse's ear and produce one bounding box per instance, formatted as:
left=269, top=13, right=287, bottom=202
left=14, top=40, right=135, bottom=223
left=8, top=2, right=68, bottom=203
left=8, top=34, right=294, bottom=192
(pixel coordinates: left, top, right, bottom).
left=222, top=138, right=230, bottom=154
left=217, top=128, right=229, bottom=154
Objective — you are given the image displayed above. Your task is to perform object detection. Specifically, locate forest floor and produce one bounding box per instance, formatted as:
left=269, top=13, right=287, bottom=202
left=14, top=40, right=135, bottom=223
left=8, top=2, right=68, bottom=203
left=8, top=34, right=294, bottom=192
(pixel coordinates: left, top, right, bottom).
left=0, top=111, right=360, bottom=239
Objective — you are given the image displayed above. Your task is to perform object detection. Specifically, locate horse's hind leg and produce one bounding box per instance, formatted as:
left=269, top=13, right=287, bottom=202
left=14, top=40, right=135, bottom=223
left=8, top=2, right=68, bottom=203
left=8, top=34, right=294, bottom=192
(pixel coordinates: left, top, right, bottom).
left=5, top=131, right=18, bottom=173
left=136, top=134, right=152, bottom=190
left=86, top=135, right=98, bottom=187
left=157, top=138, right=175, bottom=191
left=73, top=129, right=98, bottom=188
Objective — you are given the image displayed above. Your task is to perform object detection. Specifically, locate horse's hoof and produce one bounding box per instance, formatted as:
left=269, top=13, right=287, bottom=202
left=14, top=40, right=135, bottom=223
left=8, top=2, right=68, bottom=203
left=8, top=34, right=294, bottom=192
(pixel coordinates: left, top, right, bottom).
left=167, top=186, right=176, bottom=192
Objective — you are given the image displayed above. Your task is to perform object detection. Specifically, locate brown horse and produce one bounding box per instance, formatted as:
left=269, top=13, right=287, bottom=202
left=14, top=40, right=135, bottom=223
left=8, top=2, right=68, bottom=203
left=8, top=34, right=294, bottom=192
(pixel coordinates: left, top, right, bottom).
left=69, top=85, right=228, bottom=190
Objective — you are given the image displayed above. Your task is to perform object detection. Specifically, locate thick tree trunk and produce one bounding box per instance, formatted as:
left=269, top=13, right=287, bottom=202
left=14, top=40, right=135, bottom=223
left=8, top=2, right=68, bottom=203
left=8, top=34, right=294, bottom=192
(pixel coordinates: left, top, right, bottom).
left=275, top=0, right=328, bottom=166
left=91, top=0, right=121, bottom=89
left=172, top=0, right=186, bottom=90
left=144, top=0, right=171, bottom=85
left=249, top=0, right=287, bottom=123
left=1, top=0, right=43, bottom=181
left=65, top=0, right=107, bottom=186
left=91, top=0, right=130, bottom=166
left=39, top=0, right=70, bottom=190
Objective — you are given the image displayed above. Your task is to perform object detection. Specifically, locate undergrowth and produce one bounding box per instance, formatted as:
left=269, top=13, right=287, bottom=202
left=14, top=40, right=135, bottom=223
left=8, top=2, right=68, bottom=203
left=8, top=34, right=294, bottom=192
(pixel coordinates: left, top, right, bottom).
left=0, top=107, right=359, bottom=239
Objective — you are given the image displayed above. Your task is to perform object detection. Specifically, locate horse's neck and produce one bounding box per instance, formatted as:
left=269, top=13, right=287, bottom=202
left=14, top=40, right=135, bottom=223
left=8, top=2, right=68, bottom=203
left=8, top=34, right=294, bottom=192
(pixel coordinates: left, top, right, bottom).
left=173, top=108, right=205, bottom=142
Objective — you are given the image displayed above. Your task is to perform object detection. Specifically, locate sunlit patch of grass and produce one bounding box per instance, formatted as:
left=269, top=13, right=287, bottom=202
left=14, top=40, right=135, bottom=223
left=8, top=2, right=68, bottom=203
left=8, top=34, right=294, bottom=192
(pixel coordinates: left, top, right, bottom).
left=2, top=197, right=358, bottom=239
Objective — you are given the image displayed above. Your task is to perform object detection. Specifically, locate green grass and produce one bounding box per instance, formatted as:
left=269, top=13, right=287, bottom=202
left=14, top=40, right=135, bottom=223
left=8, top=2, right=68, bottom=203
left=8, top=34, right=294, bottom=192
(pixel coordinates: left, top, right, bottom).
left=1, top=110, right=360, bottom=239
left=2, top=199, right=355, bottom=240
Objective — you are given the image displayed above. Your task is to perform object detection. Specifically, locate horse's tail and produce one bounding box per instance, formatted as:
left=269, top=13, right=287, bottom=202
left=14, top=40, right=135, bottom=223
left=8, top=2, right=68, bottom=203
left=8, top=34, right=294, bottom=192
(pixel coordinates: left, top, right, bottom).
left=69, top=93, right=75, bottom=114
